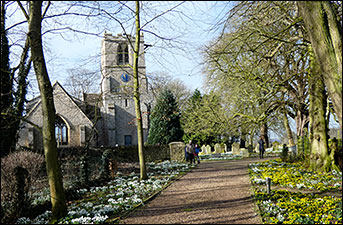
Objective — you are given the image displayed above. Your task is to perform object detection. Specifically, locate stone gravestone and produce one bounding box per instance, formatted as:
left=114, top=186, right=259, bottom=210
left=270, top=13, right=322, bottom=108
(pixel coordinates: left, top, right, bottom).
left=223, top=143, right=227, bottom=152
left=199, top=145, right=207, bottom=155
left=214, top=143, right=223, bottom=154
left=241, top=148, right=249, bottom=157
left=169, top=142, right=186, bottom=162
left=232, top=142, right=241, bottom=155
left=254, top=144, right=259, bottom=153
left=205, top=145, right=212, bottom=154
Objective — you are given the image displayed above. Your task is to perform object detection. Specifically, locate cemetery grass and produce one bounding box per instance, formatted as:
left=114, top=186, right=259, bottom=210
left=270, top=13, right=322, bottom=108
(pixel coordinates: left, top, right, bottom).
left=248, top=158, right=342, bottom=224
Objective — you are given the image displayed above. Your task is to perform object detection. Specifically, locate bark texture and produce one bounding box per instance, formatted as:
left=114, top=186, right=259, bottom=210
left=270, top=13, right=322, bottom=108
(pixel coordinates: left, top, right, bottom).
left=27, top=1, right=67, bottom=220
left=308, top=47, right=330, bottom=171
left=298, top=1, right=342, bottom=129
left=133, top=1, right=147, bottom=180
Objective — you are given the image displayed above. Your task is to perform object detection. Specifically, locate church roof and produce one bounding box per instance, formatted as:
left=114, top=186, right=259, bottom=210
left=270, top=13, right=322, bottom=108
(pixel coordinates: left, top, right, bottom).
left=25, top=81, right=100, bottom=124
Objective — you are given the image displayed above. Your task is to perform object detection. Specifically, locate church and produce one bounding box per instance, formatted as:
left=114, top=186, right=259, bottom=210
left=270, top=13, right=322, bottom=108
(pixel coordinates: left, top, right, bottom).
left=17, top=33, right=150, bottom=149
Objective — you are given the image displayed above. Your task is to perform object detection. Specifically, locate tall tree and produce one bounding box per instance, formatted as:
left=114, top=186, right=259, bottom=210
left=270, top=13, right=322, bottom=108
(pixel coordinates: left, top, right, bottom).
left=0, top=0, right=12, bottom=157
left=202, top=1, right=313, bottom=145
left=148, top=89, right=183, bottom=145
left=297, top=1, right=342, bottom=129
left=26, top=1, right=67, bottom=220
left=147, top=71, right=192, bottom=111
left=182, top=91, right=229, bottom=146
left=133, top=0, right=147, bottom=180
left=1, top=1, right=31, bottom=158
left=63, top=68, right=100, bottom=99
left=308, top=46, right=330, bottom=171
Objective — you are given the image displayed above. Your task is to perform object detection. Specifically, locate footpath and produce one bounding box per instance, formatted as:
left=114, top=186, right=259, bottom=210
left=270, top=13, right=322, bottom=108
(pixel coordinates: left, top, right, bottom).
left=119, top=157, right=275, bottom=224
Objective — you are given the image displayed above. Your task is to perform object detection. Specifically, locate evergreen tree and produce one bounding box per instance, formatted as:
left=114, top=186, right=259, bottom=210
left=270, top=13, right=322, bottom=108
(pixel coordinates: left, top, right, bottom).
left=147, top=89, right=183, bottom=145
left=1, top=1, right=30, bottom=158
left=1, top=1, right=14, bottom=157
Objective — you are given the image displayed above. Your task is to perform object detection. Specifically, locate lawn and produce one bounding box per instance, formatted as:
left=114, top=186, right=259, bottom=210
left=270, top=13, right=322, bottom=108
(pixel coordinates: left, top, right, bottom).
left=248, top=159, right=342, bottom=224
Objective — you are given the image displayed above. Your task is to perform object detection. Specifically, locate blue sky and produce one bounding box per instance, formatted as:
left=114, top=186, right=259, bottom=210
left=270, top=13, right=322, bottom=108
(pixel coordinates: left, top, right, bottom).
left=38, top=1, right=232, bottom=95
left=7, top=1, right=233, bottom=96
left=6, top=1, right=340, bottom=136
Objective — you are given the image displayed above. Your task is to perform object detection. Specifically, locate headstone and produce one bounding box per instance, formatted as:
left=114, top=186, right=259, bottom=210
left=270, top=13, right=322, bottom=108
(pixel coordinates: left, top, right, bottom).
left=232, top=142, right=241, bottom=155
left=223, top=143, right=227, bottom=152
left=169, top=142, right=186, bottom=162
left=241, top=148, right=249, bottom=157
left=206, top=145, right=212, bottom=154
left=214, top=143, right=224, bottom=154
left=254, top=144, right=259, bottom=153
left=199, top=145, right=207, bottom=155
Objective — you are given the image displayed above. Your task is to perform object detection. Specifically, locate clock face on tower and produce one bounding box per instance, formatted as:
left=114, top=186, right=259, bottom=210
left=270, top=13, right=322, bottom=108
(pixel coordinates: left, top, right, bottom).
left=121, top=73, right=130, bottom=82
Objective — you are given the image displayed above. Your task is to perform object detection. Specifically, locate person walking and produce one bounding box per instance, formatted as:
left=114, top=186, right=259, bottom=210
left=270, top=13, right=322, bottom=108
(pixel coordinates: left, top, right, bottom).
left=258, top=136, right=265, bottom=159
left=185, top=140, right=195, bottom=164
left=194, top=144, right=200, bottom=164
left=184, top=144, right=189, bottom=163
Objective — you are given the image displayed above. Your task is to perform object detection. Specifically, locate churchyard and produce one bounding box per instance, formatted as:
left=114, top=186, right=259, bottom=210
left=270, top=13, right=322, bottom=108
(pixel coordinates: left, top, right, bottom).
left=3, top=143, right=341, bottom=224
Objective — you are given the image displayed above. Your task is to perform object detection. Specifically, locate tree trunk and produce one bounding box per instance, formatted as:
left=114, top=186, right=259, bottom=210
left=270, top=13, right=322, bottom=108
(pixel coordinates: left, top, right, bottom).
left=27, top=1, right=66, bottom=220
left=133, top=0, right=147, bottom=181
left=298, top=1, right=342, bottom=129
left=308, top=46, right=330, bottom=171
left=295, top=106, right=309, bottom=137
left=283, top=109, right=295, bottom=147
left=260, top=122, right=269, bottom=148
left=1, top=1, right=14, bottom=158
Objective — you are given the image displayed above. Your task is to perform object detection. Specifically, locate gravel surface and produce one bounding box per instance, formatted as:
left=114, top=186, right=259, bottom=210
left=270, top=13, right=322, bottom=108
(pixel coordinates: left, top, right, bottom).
left=119, top=157, right=273, bottom=224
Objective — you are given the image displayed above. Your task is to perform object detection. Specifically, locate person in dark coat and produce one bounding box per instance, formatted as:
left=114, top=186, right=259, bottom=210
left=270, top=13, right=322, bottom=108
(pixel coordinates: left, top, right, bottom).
left=185, top=140, right=195, bottom=164
left=258, top=136, right=265, bottom=159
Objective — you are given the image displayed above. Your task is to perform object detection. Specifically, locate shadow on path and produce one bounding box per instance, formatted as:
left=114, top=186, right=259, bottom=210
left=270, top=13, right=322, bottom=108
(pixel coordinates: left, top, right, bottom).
left=119, top=157, right=275, bottom=224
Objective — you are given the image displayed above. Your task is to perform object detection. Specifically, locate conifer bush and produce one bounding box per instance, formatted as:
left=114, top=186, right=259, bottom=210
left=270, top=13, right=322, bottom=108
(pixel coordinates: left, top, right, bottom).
left=147, top=89, right=183, bottom=145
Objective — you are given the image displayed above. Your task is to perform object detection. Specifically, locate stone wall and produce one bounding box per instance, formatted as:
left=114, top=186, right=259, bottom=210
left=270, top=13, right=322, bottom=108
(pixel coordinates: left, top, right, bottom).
left=168, top=142, right=186, bottom=162
left=31, top=145, right=170, bottom=192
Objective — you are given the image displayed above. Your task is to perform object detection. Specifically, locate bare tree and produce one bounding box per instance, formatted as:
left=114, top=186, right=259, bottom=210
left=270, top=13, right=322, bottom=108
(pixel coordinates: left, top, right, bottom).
left=147, top=71, right=192, bottom=110
left=63, top=68, right=100, bottom=99
left=25, top=1, right=67, bottom=220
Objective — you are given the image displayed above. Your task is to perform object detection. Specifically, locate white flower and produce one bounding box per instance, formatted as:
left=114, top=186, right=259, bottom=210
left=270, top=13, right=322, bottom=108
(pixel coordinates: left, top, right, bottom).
left=334, top=183, right=341, bottom=187
left=92, top=214, right=108, bottom=223
left=296, top=183, right=306, bottom=189
left=71, top=216, right=92, bottom=224
left=16, top=217, right=31, bottom=224
left=116, top=191, right=124, bottom=197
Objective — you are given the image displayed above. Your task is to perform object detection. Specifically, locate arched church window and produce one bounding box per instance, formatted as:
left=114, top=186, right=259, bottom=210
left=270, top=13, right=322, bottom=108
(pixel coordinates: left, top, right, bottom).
left=55, top=116, right=68, bottom=146
left=117, top=44, right=129, bottom=65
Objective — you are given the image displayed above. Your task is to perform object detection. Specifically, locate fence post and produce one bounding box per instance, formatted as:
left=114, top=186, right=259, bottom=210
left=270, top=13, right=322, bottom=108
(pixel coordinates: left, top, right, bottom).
left=266, top=177, right=271, bottom=194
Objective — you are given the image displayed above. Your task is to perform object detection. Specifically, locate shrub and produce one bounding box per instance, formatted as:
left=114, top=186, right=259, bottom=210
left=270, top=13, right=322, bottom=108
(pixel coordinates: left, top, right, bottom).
left=1, top=150, right=44, bottom=223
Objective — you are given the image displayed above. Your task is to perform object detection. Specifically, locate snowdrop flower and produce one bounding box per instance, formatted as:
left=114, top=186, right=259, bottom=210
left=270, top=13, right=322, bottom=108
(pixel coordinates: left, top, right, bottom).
left=71, top=216, right=92, bottom=224
left=92, top=214, right=108, bottom=223
left=296, top=183, right=306, bottom=189
left=16, top=217, right=31, bottom=224
left=116, top=191, right=124, bottom=197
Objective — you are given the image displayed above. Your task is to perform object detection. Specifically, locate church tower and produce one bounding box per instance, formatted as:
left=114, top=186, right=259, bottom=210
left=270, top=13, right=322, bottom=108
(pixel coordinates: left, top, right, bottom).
left=100, top=32, right=149, bottom=146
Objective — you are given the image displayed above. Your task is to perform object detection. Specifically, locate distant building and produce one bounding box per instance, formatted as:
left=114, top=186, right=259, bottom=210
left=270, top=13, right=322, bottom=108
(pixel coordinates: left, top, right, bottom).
left=17, top=33, right=149, bottom=149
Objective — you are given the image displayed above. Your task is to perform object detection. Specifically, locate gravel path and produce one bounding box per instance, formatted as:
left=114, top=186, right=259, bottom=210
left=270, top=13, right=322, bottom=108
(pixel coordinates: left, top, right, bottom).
left=119, top=157, right=273, bottom=224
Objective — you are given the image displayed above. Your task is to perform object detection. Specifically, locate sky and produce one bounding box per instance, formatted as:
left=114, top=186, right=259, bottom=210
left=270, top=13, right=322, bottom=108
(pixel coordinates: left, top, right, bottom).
left=8, top=1, right=232, bottom=97
left=7, top=1, right=339, bottom=136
